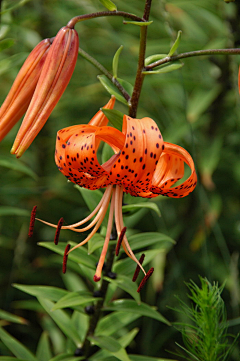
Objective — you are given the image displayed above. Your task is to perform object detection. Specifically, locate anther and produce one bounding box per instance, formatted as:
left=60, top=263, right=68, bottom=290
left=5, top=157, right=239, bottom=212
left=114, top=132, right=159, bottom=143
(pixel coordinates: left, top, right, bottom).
left=54, top=217, right=64, bottom=245
left=84, top=305, right=95, bottom=315
left=107, top=271, right=117, bottom=279
left=62, top=244, right=70, bottom=274
left=132, top=254, right=145, bottom=282
left=28, top=205, right=37, bottom=237
left=137, top=267, right=154, bottom=293
left=115, top=226, right=127, bottom=256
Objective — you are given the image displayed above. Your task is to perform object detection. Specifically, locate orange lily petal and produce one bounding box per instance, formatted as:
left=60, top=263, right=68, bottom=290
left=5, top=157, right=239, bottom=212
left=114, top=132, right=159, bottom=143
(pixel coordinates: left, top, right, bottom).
left=151, top=142, right=197, bottom=198
left=11, top=26, right=79, bottom=158
left=0, top=38, right=51, bottom=141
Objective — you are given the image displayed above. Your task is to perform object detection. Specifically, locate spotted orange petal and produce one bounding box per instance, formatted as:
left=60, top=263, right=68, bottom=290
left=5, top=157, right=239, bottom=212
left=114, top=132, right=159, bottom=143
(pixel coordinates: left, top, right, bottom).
left=151, top=142, right=197, bottom=198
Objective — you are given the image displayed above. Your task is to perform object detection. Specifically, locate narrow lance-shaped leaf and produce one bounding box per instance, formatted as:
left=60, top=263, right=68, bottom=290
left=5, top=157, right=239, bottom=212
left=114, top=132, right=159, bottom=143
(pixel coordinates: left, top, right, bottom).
left=0, top=326, right=37, bottom=361
left=143, top=61, right=184, bottom=75
left=123, top=20, right=153, bottom=26
left=101, top=108, right=124, bottom=131
left=88, top=335, right=131, bottom=361
left=113, top=45, right=123, bottom=78
left=99, top=0, right=117, bottom=11
left=145, top=54, right=168, bottom=66
left=168, top=30, right=182, bottom=56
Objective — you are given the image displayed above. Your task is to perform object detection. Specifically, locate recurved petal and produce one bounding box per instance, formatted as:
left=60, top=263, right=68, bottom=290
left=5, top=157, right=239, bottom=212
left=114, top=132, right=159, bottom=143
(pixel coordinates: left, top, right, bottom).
left=151, top=142, right=197, bottom=198
left=0, top=38, right=51, bottom=142
left=11, top=26, right=79, bottom=158
left=105, top=116, right=164, bottom=195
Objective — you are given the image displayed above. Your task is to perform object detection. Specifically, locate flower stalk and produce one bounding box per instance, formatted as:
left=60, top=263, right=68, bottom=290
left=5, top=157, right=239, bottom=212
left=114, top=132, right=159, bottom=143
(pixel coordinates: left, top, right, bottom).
left=67, top=11, right=145, bottom=29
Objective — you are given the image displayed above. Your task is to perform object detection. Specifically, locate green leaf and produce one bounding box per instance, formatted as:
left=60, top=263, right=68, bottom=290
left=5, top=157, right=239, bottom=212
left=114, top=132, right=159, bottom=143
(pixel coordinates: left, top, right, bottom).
left=99, top=0, right=117, bottom=11
left=0, top=38, right=15, bottom=52
left=130, top=356, right=178, bottom=361
left=103, top=275, right=141, bottom=303
left=38, top=241, right=97, bottom=269
left=74, top=186, right=103, bottom=213
left=101, top=142, right=115, bottom=165
left=112, top=45, right=123, bottom=78
left=114, top=249, right=172, bottom=277
left=96, top=312, right=140, bottom=336
left=0, top=156, right=38, bottom=180
left=127, top=232, right=175, bottom=252
left=52, top=291, right=101, bottom=310
left=0, top=325, right=37, bottom=361
left=49, top=354, right=85, bottom=361
left=143, top=61, right=183, bottom=75
left=13, top=284, right=68, bottom=302
left=187, top=85, right=221, bottom=123
left=168, top=30, right=182, bottom=56
left=0, top=207, right=30, bottom=217
left=145, top=54, right=168, bottom=66
left=105, top=299, right=170, bottom=325
left=88, top=233, right=105, bottom=254
left=36, top=332, right=52, bottom=361
left=98, top=75, right=129, bottom=105
left=123, top=20, right=153, bottom=26
left=37, top=297, right=82, bottom=346
left=91, top=328, right=139, bottom=360
left=0, top=53, right=28, bottom=76
left=0, top=0, right=31, bottom=14
left=89, top=335, right=130, bottom=361
left=101, top=108, right=124, bottom=131
left=122, top=202, right=160, bottom=217
left=0, top=357, right=27, bottom=361
left=0, top=309, right=28, bottom=325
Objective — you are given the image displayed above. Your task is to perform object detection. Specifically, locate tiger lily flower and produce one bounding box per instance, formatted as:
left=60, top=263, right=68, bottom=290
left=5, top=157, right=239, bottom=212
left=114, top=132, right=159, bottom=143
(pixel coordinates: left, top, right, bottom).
left=0, top=38, right=51, bottom=142
left=0, top=25, right=79, bottom=158
left=35, top=96, right=197, bottom=284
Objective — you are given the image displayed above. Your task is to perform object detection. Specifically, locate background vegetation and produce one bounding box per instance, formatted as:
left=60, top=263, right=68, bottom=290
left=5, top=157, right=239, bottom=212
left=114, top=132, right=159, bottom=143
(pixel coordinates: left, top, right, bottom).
left=0, top=0, right=240, bottom=360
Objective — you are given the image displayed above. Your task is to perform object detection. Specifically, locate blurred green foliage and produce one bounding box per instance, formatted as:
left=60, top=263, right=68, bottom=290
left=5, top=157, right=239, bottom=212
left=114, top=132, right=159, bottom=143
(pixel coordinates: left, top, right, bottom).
left=0, top=0, right=240, bottom=359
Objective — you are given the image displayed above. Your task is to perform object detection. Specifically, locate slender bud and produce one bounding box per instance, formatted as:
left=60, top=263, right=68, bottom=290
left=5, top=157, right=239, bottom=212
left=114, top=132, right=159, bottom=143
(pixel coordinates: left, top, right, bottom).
left=11, top=26, right=79, bottom=158
left=0, top=39, right=51, bottom=142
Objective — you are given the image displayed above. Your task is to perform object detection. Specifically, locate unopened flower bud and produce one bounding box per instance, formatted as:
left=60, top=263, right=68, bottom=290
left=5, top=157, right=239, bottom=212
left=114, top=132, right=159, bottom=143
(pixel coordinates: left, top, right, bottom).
left=11, top=26, right=79, bottom=157
left=0, top=38, right=51, bottom=141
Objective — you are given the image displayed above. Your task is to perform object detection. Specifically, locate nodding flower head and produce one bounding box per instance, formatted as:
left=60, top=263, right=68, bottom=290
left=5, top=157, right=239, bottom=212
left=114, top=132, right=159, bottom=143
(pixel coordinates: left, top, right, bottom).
left=32, top=96, right=197, bottom=290
left=0, top=25, right=79, bottom=158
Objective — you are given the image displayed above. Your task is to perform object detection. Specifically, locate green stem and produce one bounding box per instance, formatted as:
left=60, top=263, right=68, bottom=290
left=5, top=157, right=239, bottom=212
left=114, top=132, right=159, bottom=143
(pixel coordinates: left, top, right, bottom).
left=82, top=242, right=116, bottom=357
left=144, top=48, right=240, bottom=70
left=129, top=0, right=152, bottom=118
left=78, top=48, right=131, bottom=103
left=67, top=11, right=144, bottom=28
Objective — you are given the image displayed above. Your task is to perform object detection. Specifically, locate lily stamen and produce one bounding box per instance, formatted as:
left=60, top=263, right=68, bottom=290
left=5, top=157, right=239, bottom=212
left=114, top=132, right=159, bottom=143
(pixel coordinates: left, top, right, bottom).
left=115, top=226, right=127, bottom=256
left=132, top=254, right=145, bottom=282
left=28, top=205, right=37, bottom=237
left=94, top=188, right=116, bottom=282
left=137, top=267, right=154, bottom=293
left=54, top=217, right=64, bottom=245
left=63, top=244, right=70, bottom=274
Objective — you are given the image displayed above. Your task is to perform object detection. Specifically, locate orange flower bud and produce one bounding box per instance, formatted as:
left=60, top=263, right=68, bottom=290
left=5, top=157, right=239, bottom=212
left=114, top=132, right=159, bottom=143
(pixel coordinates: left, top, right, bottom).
left=11, top=26, right=79, bottom=158
left=0, top=38, right=51, bottom=142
